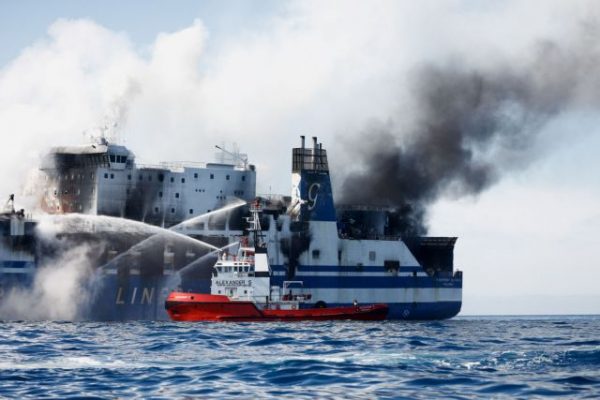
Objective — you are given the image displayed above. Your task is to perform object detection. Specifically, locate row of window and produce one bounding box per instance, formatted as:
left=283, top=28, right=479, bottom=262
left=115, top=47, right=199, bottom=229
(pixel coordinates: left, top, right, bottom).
left=215, top=265, right=254, bottom=273
left=109, top=154, right=128, bottom=163
left=55, top=173, right=94, bottom=181
left=105, top=172, right=247, bottom=182
left=153, top=207, right=196, bottom=215
left=311, top=250, right=378, bottom=261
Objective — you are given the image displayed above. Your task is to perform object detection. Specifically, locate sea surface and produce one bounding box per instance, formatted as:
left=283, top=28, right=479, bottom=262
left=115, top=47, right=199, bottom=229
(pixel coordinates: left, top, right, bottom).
left=0, top=316, right=599, bottom=399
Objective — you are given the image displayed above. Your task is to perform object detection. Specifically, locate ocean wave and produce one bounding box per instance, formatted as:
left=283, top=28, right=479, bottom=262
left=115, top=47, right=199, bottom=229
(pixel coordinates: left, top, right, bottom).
left=0, top=317, right=599, bottom=398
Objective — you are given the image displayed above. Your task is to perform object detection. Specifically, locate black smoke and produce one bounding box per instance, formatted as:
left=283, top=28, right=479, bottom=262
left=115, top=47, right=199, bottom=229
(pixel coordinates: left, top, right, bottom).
left=340, top=28, right=600, bottom=236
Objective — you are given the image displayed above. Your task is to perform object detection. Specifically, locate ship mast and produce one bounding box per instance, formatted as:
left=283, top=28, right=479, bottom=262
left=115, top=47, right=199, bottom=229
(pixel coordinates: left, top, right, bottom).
left=247, top=199, right=264, bottom=248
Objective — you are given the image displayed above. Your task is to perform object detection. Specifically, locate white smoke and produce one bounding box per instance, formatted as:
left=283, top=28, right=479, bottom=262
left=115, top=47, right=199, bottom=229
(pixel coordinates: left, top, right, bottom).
left=0, top=243, right=101, bottom=321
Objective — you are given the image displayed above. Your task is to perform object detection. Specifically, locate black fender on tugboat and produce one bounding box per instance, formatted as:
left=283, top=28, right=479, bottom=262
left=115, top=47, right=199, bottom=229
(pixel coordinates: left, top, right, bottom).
left=314, top=301, right=327, bottom=309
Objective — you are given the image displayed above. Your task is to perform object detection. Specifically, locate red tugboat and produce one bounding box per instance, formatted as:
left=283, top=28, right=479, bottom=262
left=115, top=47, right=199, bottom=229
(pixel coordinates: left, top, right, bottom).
left=165, top=201, right=388, bottom=322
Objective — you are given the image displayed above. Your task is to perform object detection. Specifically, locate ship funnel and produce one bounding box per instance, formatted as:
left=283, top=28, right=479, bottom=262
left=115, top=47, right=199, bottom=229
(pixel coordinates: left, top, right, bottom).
left=290, top=137, right=335, bottom=222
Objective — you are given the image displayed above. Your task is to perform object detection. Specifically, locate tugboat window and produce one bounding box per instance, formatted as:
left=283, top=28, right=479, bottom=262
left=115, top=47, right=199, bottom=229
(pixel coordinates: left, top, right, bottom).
left=210, top=174, right=214, bottom=179
left=312, top=250, right=320, bottom=259
left=181, top=178, right=185, bottom=183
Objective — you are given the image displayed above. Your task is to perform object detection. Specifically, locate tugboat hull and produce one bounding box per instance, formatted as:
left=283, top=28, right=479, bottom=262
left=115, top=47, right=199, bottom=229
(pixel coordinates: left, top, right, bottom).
left=165, top=292, right=388, bottom=322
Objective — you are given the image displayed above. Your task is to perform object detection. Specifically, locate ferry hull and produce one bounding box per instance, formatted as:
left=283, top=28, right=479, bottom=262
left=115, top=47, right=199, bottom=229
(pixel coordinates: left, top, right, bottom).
left=85, top=272, right=461, bottom=320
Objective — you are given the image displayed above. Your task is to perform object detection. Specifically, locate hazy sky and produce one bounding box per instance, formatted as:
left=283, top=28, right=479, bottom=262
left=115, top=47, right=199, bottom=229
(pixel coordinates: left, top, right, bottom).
left=1, top=0, right=599, bottom=315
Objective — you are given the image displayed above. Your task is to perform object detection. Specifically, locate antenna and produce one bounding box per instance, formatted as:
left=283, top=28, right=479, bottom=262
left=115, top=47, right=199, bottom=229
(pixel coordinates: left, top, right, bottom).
left=215, top=144, right=249, bottom=169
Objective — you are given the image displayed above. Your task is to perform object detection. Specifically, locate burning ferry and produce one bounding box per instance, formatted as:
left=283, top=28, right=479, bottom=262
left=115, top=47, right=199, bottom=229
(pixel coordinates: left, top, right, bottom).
left=0, top=136, right=462, bottom=320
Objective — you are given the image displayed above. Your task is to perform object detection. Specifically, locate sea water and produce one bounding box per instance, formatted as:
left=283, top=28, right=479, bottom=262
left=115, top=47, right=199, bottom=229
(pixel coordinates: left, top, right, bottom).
left=0, top=316, right=598, bottom=399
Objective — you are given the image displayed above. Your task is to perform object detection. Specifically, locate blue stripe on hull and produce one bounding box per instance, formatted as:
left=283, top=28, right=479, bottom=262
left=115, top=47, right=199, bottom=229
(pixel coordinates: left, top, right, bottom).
left=271, top=275, right=462, bottom=289
left=272, top=265, right=423, bottom=273
left=0, top=261, right=35, bottom=268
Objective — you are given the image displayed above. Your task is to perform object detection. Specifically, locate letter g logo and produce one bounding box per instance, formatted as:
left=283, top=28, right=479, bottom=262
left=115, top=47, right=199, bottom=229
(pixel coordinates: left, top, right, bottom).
left=307, top=183, right=320, bottom=210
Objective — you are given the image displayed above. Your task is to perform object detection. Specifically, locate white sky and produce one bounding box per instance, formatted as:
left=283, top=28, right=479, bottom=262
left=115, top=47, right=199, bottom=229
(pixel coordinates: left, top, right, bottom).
left=1, top=0, right=598, bottom=315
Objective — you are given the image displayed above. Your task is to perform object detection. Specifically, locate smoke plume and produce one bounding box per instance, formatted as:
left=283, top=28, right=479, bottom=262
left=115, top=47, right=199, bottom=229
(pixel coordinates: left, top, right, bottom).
left=0, top=243, right=102, bottom=321
left=340, top=26, right=600, bottom=236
